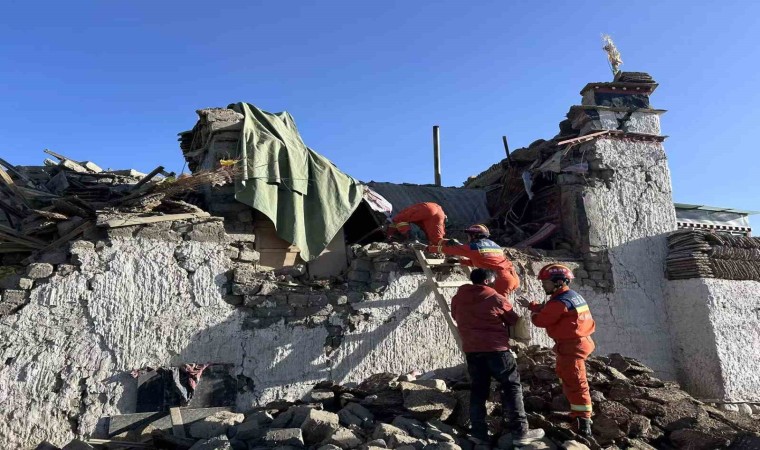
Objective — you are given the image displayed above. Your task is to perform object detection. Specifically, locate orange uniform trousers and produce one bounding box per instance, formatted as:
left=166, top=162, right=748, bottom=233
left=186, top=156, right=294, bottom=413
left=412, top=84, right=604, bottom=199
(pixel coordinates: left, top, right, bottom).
left=390, top=203, right=446, bottom=252
left=554, top=336, right=595, bottom=418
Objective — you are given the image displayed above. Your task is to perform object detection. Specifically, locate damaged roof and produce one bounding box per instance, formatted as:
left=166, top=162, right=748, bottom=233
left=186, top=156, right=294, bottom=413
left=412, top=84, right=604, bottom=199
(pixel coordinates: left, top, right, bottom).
left=366, top=181, right=491, bottom=229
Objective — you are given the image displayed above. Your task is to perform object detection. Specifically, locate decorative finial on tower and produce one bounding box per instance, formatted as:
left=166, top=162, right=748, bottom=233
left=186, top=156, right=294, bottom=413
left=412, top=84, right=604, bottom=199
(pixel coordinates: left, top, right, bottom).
left=602, top=34, right=623, bottom=77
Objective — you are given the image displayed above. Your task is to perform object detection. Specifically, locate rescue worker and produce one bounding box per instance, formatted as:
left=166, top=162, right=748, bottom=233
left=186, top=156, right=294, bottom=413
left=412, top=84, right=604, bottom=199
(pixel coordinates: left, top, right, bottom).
left=442, top=224, right=520, bottom=296
left=516, top=264, right=596, bottom=437
left=386, top=202, right=447, bottom=252
left=451, top=268, right=545, bottom=445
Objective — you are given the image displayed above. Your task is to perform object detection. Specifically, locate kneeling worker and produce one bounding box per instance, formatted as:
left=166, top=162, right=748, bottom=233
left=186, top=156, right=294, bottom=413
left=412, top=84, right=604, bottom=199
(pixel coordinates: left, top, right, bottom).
left=386, top=202, right=447, bottom=252
left=517, top=264, right=596, bottom=437
left=452, top=268, right=545, bottom=445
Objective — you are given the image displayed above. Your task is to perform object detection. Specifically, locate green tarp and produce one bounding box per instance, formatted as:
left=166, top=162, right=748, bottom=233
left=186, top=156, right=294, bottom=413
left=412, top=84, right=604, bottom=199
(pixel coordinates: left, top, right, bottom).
left=230, top=102, right=364, bottom=261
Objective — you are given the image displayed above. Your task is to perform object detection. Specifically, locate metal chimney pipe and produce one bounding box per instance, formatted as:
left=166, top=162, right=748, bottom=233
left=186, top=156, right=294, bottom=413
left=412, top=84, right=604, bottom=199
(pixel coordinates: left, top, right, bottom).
left=433, top=125, right=441, bottom=186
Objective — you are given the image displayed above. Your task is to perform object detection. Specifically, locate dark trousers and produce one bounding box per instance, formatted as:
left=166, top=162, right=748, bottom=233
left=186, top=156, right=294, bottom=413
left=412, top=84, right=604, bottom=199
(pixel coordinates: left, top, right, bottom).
left=466, top=351, right=528, bottom=438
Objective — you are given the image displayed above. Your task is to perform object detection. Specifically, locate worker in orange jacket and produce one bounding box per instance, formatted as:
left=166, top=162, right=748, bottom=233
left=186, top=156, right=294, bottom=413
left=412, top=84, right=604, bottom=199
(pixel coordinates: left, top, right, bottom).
left=441, top=224, right=520, bottom=296
left=386, top=202, right=447, bottom=252
left=517, top=264, right=596, bottom=437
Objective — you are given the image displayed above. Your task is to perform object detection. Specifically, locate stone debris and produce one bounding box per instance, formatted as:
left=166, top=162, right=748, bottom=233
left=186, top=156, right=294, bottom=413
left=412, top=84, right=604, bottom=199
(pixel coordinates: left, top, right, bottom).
left=48, top=346, right=758, bottom=450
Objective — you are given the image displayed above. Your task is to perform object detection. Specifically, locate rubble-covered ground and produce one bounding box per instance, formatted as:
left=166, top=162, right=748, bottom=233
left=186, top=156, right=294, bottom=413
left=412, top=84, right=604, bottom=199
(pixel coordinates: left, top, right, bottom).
left=51, top=346, right=760, bottom=450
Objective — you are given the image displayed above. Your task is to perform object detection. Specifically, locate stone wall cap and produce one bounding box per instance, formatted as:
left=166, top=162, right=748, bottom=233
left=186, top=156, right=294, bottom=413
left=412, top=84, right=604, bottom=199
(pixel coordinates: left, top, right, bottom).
left=580, top=81, right=659, bottom=95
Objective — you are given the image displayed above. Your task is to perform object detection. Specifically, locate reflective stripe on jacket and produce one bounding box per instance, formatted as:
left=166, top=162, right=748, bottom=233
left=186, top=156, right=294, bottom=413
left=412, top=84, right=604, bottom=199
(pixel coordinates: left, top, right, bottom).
left=529, top=287, right=595, bottom=341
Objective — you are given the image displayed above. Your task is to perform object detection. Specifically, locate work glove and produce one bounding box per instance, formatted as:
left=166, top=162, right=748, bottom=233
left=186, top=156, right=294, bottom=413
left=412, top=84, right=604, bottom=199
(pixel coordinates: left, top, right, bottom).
left=515, top=297, right=532, bottom=309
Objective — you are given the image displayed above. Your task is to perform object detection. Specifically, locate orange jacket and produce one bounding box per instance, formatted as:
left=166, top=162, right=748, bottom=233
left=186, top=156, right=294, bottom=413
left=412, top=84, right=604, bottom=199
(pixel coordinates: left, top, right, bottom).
left=529, top=287, right=595, bottom=341
left=387, top=202, right=446, bottom=247
left=441, top=238, right=520, bottom=295
left=441, top=238, right=512, bottom=270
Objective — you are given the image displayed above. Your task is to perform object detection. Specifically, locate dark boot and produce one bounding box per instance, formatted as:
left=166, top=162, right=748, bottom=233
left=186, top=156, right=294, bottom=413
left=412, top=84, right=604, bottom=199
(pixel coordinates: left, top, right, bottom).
left=513, top=428, right=545, bottom=445
left=576, top=417, right=593, bottom=437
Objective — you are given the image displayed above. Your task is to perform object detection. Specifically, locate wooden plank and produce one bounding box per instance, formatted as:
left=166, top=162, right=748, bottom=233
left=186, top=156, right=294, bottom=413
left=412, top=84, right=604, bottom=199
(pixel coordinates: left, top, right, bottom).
left=425, top=258, right=445, bottom=266
left=52, top=199, right=93, bottom=219
left=0, top=244, right=38, bottom=253
left=44, top=148, right=91, bottom=173
left=0, top=224, right=48, bottom=246
left=169, top=407, right=186, bottom=437
left=556, top=130, right=614, bottom=146
left=108, top=407, right=231, bottom=437
left=0, top=157, right=31, bottom=183
left=18, top=186, right=59, bottom=199
left=85, top=439, right=153, bottom=448
left=414, top=249, right=463, bottom=351
left=130, top=165, right=165, bottom=191
left=0, top=166, right=30, bottom=207
left=99, top=212, right=210, bottom=228
left=21, top=221, right=93, bottom=265
left=0, top=198, right=26, bottom=218
left=43, top=148, right=77, bottom=162
left=435, top=280, right=469, bottom=288
left=0, top=232, right=43, bottom=249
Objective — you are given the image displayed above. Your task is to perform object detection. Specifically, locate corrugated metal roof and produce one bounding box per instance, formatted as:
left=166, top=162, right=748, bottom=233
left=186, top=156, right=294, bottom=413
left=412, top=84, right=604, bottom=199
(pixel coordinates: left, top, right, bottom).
left=366, top=182, right=491, bottom=229
left=674, top=203, right=759, bottom=215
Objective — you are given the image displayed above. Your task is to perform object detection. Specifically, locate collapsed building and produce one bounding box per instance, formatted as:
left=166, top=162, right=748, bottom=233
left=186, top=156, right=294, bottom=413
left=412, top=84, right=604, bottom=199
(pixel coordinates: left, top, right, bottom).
left=0, top=71, right=758, bottom=449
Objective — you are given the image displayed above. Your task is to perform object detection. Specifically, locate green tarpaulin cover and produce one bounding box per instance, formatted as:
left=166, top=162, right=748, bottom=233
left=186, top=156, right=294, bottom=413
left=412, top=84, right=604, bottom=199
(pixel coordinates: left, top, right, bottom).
left=230, top=102, right=364, bottom=261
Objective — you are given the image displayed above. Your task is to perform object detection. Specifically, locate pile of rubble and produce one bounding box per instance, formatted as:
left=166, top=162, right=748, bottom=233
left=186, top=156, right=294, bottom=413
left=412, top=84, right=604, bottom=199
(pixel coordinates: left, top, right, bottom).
left=50, top=347, right=759, bottom=450
left=0, top=150, right=235, bottom=262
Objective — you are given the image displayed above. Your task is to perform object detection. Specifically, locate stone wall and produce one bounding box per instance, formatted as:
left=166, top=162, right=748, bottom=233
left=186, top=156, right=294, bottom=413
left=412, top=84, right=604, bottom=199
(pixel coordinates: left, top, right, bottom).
left=559, top=136, right=678, bottom=378
left=665, top=278, right=760, bottom=402
left=0, top=221, right=469, bottom=448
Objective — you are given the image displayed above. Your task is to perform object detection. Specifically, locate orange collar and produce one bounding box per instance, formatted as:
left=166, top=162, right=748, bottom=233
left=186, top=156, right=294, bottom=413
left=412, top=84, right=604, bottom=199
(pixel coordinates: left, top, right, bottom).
left=550, top=285, right=570, bottom=299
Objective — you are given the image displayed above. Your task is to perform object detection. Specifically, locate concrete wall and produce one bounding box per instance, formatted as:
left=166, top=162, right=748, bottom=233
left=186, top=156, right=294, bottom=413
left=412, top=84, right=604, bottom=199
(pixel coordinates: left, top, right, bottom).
left=0, top=232, right=464, bottom=448
left=665, top=278, right=760, bottom=402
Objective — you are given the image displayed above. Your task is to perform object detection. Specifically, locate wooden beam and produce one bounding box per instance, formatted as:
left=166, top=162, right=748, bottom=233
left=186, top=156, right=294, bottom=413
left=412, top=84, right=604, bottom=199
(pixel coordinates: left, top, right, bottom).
left=435, top=280, right=469, bottom=288
left=556, top=130, right=614, bottom=146
left=52, top=199, right=93, bottom=219
left=130, top=166, right=165, bottom=191
left=0, top=157, right=31, bottom=184
left=413, top=249, right=463, bottom=351
left=43, top=149, right=91, bottom=173
left=43, top=148, right=76, bottom=162
left=425, top=258, right=446, bottom=266
left=0, top=166, right=30, bottom=207
left=85, top=439, right=152, bottom=448
left=99, top=212, right=210, bottom=228
left=0, top=231, right=44, bottom=249
left=169, top=407, right=186, bottom=438
left=20, top=221, right=94, bottom=265
left=0, top=224, right=48, bottom=246
left=0, top=198, right=26, bottom=218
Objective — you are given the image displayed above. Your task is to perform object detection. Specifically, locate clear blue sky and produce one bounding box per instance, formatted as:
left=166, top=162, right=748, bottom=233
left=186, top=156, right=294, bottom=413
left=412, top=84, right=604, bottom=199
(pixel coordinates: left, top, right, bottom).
left=2, top=1, right=758, bottom=221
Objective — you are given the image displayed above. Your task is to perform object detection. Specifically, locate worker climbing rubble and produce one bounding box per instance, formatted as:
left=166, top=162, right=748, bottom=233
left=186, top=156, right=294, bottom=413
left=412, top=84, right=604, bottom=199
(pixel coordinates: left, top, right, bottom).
left=386, top=202, right=448, bottom=252
left=442, top=224, right=520, bottom=296
left=451, top=268, right=545, bottom=446
left=517, top=264, right=597, bottom=438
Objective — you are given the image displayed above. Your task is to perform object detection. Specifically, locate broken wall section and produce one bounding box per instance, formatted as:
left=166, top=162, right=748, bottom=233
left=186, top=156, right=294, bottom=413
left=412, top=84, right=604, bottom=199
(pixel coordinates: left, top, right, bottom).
left=0, top=219, right=470, bottom=448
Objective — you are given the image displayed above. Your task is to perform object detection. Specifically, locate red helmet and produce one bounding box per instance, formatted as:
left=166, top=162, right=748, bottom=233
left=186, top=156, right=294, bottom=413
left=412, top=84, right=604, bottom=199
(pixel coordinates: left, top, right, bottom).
left=537, top=264, right=575, bottom=282
left=465, top=224, right=490, bottom=237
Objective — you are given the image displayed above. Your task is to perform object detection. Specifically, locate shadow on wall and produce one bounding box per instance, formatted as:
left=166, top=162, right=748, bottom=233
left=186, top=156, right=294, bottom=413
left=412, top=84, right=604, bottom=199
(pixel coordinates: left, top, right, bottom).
left=169, top=282, right=444, bottom=409
left=576, top=232, right=677, bottom=379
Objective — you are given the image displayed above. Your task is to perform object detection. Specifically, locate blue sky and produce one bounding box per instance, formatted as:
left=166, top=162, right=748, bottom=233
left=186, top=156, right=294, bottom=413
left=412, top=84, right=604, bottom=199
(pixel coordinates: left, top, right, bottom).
left=2, top=1, right=759, bottom=222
